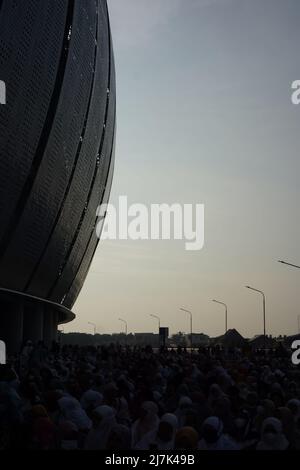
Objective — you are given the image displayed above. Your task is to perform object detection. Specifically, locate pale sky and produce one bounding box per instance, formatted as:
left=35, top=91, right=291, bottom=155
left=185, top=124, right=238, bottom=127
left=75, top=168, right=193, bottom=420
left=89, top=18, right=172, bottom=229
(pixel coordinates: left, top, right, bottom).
left=66, top=0, right=300, bottom=338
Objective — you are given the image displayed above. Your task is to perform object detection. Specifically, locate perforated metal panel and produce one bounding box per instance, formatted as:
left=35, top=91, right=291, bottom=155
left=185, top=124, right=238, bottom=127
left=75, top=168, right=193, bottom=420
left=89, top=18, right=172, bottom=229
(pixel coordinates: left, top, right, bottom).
left=64, top=128, right=116, bottom=307
left=0, top=0, right=116, bottom=313
left=0, top=0, right=69, bottom=244
left=26, top=0, right=111, bottom=298
left=50, top=51, right=116, bottom=305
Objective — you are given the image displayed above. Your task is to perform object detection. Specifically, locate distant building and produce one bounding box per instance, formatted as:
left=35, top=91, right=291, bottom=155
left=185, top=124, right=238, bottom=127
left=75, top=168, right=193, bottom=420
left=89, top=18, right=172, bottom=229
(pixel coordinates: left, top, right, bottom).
left=188, top=333, right=210, bottom=347
left=248, top=335, right=276, bottom=350
left=134, top=333, right=159, bottom=346
left=211, top=329, right=247, bottom=349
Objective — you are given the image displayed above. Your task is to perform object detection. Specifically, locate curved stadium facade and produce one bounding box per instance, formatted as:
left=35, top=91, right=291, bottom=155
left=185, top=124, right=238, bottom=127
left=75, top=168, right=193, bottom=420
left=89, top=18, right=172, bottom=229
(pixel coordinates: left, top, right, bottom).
left=0, top=0, right=116, bottom=352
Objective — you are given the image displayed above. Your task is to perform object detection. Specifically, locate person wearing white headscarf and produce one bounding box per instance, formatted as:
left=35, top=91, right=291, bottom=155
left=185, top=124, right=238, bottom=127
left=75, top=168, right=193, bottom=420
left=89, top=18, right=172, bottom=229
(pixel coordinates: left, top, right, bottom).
left=135, top=413, right=178, bottom=450
left=84, top=405, right=117, bottom=450
left=58, top=396, right=91, bottom=431
left=198, top=416, right=239, bottom=450
left=256, top=417, right=289, bottom=450
left=287, top=399, right=300, bottom=424
left=175, top=396, right=193, bottom=427
left=132, top=401, right=159, bottom=447
left=80, top=390, right=103, bottom=411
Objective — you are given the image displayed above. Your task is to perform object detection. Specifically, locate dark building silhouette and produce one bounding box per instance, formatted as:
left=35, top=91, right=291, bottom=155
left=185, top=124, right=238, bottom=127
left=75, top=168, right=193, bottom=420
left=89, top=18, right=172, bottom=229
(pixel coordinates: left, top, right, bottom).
left=212, top=329, right=247, bottom=349
left=0, top=0, right=116, bottom=352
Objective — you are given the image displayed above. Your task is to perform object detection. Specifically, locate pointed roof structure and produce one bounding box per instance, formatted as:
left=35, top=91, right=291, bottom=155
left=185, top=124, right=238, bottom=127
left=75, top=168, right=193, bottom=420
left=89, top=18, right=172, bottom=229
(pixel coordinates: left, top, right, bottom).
left=212, top=329, right=247, bottom=348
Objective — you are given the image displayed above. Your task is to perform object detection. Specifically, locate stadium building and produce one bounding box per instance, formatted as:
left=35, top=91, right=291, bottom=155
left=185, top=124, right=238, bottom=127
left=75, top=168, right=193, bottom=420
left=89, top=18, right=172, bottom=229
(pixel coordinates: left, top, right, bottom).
left=0, top=0, right=116, bottom=352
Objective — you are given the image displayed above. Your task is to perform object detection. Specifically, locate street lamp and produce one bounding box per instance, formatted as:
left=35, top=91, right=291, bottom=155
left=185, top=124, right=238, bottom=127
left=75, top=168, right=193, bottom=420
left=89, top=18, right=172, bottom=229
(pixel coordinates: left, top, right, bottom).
left=278, top=261, right=300, bottom=334
left=150, top=314, right=161, bottom=329
left=150, top=314, right=161, bottom=349
left=278, top=260, right=300, bottom=335
left=118, top=318, right=128, bottom=347
left=118, top=318, right=128, bottom=336
left=245, top=285, right=266, bottom=349
left=278, top=260, right=300, bottom=269
left=180, top=307, right=193, bottom=350
left=88, top=322, right=96, bottom=335
left=212, top=300, right=228, bottom=334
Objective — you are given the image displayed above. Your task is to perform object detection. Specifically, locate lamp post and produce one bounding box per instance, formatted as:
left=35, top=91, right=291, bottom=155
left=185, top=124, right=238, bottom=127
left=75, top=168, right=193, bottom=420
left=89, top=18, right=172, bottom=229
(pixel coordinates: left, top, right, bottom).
left=245, top=285, right=266, bottom=349
left=150, top=314, right=161, bottom=329
left=278, top=260, right=300, bottom=269
left=180, top=308, right=193, bottom=351
left=88, top=322, right=96, bottom=336
left=278, top=260, right=300, bottom=336
left=150, top=314, right=161, bottom=349
left=212, top=300, right=228, bottom=334
left=118, top=318, right=128, bottom=346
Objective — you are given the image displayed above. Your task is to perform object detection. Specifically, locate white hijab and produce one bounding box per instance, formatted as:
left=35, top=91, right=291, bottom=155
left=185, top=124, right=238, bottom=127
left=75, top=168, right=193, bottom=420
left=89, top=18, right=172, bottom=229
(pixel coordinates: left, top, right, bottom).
left=155, top=413, right=179, bottom=450
left=84, top=405, right=116, bottom=450
left=198, top=416, right=238, bottom=451
left=175, top=396, right=193, bottom=427
left=58, top=396, right=91, bottom=430
left=134, top=413, right=178, bottom=450
left=80, top=390, right=103, bottom=410
left=257, top=417, right=289, bottom=450
left=132, top=401, right=159, bottom=446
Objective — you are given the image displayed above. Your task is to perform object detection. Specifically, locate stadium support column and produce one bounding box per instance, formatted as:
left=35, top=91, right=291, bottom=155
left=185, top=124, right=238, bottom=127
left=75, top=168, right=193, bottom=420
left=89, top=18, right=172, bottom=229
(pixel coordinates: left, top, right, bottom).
left=43, top=307, right=58, bottom=346
left=23, top=302, right=44, bottom=344
left=52, top=310, right=58, bottom=342
left=43, top=307, right=53, bottom=346
left=0, top=300, right=23, bottom=354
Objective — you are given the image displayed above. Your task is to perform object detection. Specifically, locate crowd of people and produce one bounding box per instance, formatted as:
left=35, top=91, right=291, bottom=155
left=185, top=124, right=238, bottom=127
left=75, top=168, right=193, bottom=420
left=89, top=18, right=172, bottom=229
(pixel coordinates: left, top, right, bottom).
left=0, top=341, right=300, bottom=450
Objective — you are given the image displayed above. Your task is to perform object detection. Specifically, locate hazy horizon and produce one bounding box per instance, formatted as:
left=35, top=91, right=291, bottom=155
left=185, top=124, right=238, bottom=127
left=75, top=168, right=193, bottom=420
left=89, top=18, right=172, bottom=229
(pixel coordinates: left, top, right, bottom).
left=65, top=0, right=300, bottom=339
